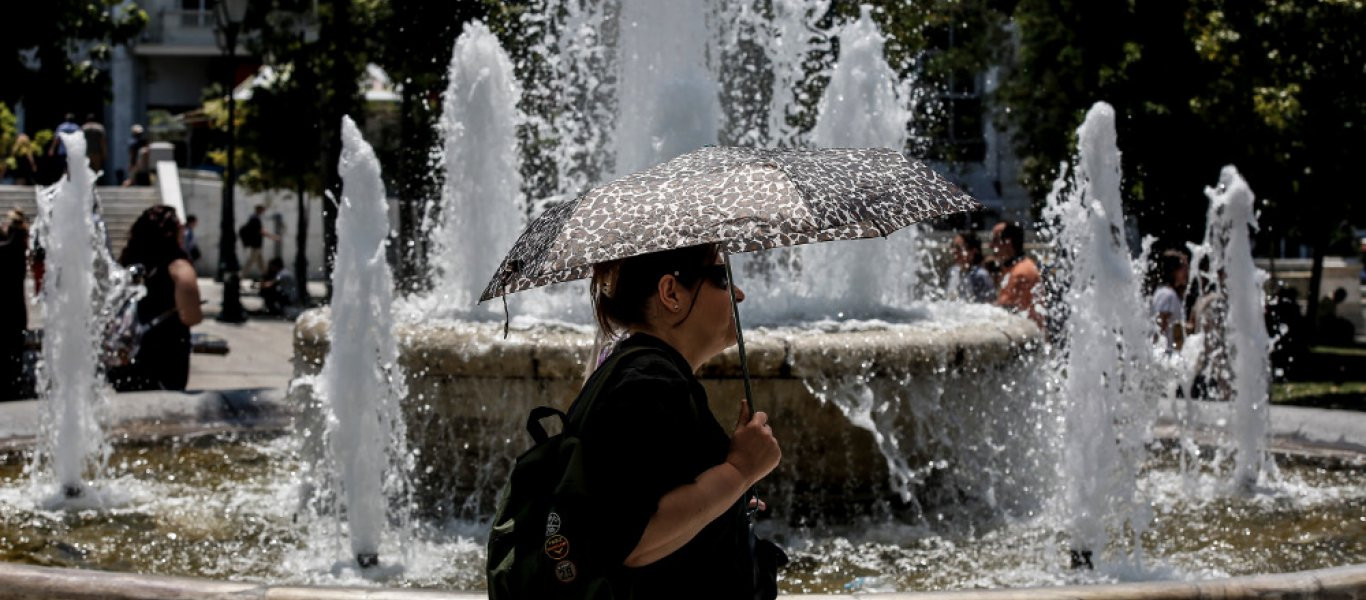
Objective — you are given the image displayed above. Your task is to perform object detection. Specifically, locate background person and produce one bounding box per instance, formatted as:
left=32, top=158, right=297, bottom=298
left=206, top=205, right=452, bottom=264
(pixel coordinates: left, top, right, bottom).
left=240, top=204, right=280, bottom=281
left=47, top=113, right=80, bottom=158
left=0, top=210, right=29, bottom=399
left=81, top=113, right=107, bottom=177
left=1149, top=249, right=1189, bottom=352
left=259, top=257, right=300, bottom=317
left=553, top=243, right=783, bottom=599
left=108, top=205, right=202, bottom=392
left=122, top=124, right=151, bottom=186
left=949, top=231, right=995, bottom=303
left=183, top=214, right=201, bottom=264
left=990, top=221, right=1043, bottom=327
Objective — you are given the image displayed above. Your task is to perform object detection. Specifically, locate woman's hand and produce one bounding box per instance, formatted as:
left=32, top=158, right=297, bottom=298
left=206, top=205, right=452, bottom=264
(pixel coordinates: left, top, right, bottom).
left=726, top=399, right=781, bottom=486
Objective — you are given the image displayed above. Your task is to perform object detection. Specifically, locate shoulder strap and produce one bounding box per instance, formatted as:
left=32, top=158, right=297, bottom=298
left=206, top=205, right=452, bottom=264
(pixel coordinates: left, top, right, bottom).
left=565, top=345, right=654, bottom=434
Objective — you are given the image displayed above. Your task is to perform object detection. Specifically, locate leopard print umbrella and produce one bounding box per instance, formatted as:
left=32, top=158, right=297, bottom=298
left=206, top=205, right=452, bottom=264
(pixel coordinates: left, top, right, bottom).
left=480, top=146, right=980, bottom=301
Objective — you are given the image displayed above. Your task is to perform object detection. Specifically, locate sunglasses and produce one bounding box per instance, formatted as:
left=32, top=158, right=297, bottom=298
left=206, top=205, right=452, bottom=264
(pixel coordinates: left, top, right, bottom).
left=701, top=264, right=731, bottom=289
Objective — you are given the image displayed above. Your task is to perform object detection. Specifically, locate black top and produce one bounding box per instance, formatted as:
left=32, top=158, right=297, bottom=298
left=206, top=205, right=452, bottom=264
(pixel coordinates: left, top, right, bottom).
left=0, top=228, right=27, bottom=334
left=113, top=258, right=191, bottom=391
left=575, top=333, right=756, bottom=600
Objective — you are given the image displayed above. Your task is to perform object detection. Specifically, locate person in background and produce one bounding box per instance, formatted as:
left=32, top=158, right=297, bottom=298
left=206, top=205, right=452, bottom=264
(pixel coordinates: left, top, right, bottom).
left=122, top=124, right=151, bottom=187
left=949, top=231, right=995, bottom=303
left=1149, top=249, right=1189, bottom=352
left=81, top=114, right=107, bottom=177
left=0, top=210, right=29, bottom=399
left=183, top=214, right=201, bottom=264
left=108, top=205, right=202, bottom=392
left=7, top=134, right=40, bottom=185
left=47, top=113, right=81, bottom=158
left=259, top=257, right=300, bottom=317
left=240, top=204, right=279, bottom=281
left=990, top=221, right=1043, bottom=327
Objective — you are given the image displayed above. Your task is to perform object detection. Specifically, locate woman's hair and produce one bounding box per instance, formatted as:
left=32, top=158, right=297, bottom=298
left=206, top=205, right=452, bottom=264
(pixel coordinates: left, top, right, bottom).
left=591, top=243, right=721, bottom=337
left=1148, top=248, right=1187, bottom=292
left=955, top=231, right=983, bottom=265
left=120, top=205, right=186, bottom=267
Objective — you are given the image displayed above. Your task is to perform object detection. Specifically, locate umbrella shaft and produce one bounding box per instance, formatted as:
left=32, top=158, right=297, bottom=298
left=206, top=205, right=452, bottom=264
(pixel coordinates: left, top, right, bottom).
left=723, top=253, right=755, bottom=419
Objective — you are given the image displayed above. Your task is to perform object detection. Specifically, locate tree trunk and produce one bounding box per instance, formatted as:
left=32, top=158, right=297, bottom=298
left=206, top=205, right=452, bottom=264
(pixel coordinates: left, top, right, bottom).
left=295, top=179, right=311, bottom=305
left=1304, top=234, right=1327, bottom=346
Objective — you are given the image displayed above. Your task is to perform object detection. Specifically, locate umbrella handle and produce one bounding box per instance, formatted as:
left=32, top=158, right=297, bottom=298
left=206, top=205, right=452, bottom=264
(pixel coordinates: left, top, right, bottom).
left=723, top=252, right=755, bottom=420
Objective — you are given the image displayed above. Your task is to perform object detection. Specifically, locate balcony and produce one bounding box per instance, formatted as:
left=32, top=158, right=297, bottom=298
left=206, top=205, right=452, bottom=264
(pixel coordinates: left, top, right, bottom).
left=136, top=8, right=233, bottom=56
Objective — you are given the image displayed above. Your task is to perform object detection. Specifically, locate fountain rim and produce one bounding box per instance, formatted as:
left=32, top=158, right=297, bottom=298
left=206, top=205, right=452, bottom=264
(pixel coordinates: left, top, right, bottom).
left=0, top=559, right=1363, bottom=599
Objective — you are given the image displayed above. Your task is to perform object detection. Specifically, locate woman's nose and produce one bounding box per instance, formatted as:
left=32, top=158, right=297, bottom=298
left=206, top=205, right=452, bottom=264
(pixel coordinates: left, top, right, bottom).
left=733, top=284, right=745, bottom=303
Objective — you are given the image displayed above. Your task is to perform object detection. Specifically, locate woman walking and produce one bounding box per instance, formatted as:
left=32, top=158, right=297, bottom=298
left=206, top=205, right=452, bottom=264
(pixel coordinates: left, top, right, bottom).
left=562, top=243, right=782, bottom=599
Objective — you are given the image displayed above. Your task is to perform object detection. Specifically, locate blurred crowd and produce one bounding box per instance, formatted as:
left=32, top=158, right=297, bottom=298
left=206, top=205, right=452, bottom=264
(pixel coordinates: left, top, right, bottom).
left=0, top=112, right=153, bottom=187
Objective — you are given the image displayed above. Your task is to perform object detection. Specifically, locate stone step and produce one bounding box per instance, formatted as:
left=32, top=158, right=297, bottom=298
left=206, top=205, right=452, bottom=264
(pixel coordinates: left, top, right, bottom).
left=0, top=184, right=162, bottom=257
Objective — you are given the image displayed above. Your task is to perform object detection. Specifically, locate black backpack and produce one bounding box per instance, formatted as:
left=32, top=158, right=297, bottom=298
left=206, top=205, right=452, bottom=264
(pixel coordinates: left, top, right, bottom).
left=487, top=346, right=651, bottom=600
left=238, top=216, right=262, bottom=247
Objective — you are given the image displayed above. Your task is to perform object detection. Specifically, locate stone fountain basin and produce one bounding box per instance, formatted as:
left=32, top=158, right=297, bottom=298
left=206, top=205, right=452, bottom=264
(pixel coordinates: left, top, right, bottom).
left=291, top=306, right=1045, bottom=520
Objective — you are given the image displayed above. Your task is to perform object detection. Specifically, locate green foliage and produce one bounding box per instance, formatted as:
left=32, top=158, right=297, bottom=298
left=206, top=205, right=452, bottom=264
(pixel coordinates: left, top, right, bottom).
left=995, top=0, right=1366, bottom=247
left=1185, top=0, right=1366, bottom=243
left=0, top=103, right=17, bottom=171
left=0, top=0, right=146, bottom=112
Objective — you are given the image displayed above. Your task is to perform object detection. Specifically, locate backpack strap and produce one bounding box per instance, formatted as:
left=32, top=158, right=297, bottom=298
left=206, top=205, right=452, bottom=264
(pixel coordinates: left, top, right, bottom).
left=525, top=406, right=566, bottom=445
left=565, top=345, right=654, bottom=434
left=523, top=346, right=654, bottom=444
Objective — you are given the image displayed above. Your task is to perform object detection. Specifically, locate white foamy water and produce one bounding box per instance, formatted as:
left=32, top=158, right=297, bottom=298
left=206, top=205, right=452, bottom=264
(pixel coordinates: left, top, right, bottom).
left=613, top=0, right=720, bottom=177
left=425, top=21, right=526, bottom=321
left=312, top=116, right=414, bottom=568
left=738, top=6, right=925, bottom=325
left=28, top=132, right=128, bottom=504
left=1041, top=102, right=1158, bottom=565
left=1200, top=167, right=1271, bottom=490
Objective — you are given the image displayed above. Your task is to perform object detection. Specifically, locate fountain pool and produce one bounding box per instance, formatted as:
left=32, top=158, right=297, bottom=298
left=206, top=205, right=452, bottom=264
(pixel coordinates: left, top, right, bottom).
left=1, top=426, right=1362, bottom=594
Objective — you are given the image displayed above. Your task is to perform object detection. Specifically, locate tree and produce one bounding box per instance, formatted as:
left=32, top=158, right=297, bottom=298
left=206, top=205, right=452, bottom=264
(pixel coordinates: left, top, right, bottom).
left=1186, top=0, right=1366, bottom=339
left=995, top=0, right=1366, bottom=260
left=1, top=1, right=146, bottom=129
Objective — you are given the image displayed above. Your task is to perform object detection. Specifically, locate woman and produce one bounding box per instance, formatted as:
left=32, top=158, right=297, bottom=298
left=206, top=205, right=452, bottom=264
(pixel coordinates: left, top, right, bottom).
left=109, top=205, right=202, bottom=391
left=949, top=231, right=995, bottom=303
left=0, top=210, right=28, bottom=398
left=1149, top=249, right=1189, bottom=352
left=576, top=243, right=782, bottom=599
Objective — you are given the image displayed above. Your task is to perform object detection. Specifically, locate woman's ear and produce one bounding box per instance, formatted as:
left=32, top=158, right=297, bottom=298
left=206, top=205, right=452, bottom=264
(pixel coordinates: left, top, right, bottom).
left=657, top=274, right=683, bottom=313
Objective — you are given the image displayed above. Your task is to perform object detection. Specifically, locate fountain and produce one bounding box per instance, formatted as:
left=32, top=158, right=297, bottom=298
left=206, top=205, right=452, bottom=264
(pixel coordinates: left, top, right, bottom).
left=1, top=1, right=1364, bottom=597
left=1041, top=102, right=1160, bottom=569
left=1199, top=167, right=1272, bottom=490
left=301, top=116, right=414, bottom=570
left=26, top=132, right=133, bottom=507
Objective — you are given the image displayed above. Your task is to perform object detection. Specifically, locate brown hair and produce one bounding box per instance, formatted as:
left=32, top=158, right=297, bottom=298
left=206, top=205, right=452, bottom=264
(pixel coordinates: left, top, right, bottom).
left=120, top=205, right=186, bottom=267
left=590, top=244, right=720, bottom=337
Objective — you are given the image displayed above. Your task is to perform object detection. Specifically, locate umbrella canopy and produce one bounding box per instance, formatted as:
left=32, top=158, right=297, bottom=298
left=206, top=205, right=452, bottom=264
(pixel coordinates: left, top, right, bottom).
left=481, top=146, right=980, bottom=302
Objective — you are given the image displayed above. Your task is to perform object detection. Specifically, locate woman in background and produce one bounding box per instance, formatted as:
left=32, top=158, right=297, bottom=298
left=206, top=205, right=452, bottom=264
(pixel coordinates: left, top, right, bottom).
left=949, top=231, right=996, bottom=303
left=109, top=205, right=202, bottom=391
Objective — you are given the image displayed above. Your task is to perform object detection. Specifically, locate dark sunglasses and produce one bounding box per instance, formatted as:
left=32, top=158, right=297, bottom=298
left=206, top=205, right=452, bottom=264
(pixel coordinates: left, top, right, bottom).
left=701, top=264, right=731, bottom=289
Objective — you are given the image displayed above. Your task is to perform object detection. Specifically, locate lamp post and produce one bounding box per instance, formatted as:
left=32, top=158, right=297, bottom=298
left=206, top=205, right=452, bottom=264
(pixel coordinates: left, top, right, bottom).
left=215, top=0, right=249, bottom=323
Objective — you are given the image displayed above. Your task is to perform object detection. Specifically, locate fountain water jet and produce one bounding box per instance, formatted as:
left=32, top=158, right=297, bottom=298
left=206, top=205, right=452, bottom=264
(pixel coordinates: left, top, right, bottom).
left=28, top=132, right=130, bottom=506
left=1197, top=166, right=1271, bottom=490
left=426, top=21, right=526, bottom=321
left=612, top=0, right=720, bottom=177
left=311, top=116, right=414, bottom=569
left=1042, top=102, right=1158, bottom=569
